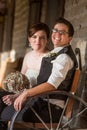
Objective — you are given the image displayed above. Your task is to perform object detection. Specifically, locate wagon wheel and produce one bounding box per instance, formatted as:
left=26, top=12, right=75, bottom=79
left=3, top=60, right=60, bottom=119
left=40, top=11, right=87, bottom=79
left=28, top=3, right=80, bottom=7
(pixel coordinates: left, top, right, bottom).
left=8, top=90, right=87, bottom=130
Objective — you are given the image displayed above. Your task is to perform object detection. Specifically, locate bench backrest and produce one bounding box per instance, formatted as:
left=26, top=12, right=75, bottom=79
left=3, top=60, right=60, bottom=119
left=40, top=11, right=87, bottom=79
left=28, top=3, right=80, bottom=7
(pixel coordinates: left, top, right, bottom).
left=65, top=69, right=81, bottom=118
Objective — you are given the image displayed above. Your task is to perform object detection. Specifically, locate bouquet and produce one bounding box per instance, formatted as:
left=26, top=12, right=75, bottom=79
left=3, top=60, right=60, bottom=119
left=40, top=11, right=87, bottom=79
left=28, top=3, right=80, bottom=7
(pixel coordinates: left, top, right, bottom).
left=2, top=71, right=30, bottom=93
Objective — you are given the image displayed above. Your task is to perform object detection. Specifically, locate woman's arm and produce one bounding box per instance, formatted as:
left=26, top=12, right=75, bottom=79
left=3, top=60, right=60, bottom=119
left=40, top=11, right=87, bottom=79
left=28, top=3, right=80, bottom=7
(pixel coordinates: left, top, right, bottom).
left=21, top=53, right=30, bottom=74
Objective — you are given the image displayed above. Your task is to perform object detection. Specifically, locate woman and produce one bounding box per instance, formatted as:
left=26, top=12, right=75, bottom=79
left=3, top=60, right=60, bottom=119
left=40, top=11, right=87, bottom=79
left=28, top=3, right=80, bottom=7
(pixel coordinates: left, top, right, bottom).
left=21, top=22, right=50, bottom=88
left=1, top=18, right=77, bottom=123
left=1, top=22, right=50, bottom=103
left=0, top=22, right=50, bottom=128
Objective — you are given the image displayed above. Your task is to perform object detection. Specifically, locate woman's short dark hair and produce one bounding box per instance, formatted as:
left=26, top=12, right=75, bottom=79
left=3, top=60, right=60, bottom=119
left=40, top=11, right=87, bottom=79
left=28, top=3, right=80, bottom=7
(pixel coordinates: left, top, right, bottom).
left=28, top=22, right=50, bottom=39
left=55, top=17, right=74, bottom=37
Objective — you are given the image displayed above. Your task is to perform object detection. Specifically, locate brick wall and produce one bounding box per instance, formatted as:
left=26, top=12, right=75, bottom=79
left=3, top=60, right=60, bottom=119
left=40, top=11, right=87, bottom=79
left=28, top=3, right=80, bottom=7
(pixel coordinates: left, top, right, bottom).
left=64, top=0, right=87, bottom=68
left=12, top=0, right=29, bottom=58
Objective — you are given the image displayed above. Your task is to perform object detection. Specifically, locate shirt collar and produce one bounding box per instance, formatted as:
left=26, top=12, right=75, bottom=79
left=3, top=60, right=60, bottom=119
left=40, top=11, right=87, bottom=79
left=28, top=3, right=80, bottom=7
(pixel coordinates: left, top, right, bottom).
left=51, top=46, right=64, bottom=53
left=51, top=45, right=70, bottom=53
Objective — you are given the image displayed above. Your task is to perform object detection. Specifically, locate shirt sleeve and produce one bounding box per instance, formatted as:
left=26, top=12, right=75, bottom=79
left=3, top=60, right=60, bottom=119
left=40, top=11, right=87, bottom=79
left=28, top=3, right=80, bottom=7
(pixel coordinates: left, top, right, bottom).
left=47, top=54, right=74, bottom=89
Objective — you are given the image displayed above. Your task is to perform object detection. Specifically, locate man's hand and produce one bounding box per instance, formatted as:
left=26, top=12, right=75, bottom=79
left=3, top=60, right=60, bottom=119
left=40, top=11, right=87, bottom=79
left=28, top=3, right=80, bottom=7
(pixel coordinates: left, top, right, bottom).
left=13, top=90, right=28, bottom=111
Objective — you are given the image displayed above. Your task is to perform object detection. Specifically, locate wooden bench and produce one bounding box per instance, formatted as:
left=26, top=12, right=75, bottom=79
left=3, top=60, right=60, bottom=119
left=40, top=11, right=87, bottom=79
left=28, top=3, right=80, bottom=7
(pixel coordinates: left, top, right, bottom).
left=8, top=48, right=87, bottom=130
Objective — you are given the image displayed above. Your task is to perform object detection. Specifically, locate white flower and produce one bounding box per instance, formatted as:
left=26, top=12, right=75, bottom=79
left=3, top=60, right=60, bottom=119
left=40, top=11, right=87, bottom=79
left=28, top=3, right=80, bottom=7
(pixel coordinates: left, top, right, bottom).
left=45, top=52, right=57, bottom=58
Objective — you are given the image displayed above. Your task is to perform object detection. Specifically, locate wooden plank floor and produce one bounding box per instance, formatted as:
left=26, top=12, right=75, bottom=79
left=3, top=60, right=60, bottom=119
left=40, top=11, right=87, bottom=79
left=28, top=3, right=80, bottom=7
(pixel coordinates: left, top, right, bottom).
left=9, top=122, right=87, bottom=130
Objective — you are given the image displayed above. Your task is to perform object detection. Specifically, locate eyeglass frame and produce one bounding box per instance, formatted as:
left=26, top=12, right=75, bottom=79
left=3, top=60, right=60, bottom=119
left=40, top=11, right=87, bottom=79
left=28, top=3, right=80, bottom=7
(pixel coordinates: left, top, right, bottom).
left=52, top=28, right=69, bottom=35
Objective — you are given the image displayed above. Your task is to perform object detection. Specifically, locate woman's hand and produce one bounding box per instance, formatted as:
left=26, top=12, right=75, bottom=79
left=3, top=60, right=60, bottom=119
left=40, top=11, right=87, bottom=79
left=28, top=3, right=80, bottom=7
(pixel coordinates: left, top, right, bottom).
left=13, top=90, right=28, bottom=111
left=2, top=93, right=19, bottom=106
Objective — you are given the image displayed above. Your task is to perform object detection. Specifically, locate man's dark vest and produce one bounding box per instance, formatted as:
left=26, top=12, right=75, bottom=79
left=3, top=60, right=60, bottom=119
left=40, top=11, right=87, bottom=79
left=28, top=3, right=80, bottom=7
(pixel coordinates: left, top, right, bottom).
left=36, top=45, right=78, bottom=100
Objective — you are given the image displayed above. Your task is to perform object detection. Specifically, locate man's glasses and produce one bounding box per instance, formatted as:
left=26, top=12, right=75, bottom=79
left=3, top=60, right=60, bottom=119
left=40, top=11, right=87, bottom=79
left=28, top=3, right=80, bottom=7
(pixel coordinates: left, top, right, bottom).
left=52, top=29, right=69, bottom=35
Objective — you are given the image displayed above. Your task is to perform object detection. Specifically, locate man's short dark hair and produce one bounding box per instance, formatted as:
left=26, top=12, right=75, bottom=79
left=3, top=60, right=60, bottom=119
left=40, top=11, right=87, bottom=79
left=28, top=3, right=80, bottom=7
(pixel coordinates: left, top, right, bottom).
left=55, top=17, right=74, bottom=37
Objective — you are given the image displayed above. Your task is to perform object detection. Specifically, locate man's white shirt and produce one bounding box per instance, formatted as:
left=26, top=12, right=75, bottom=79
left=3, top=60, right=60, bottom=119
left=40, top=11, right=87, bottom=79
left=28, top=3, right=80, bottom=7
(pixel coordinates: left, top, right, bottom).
left=47, top=46, right=73, bottom=89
